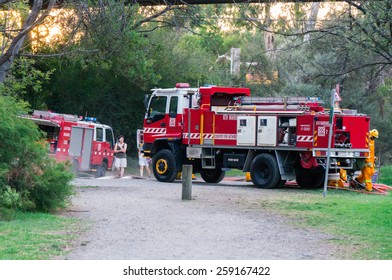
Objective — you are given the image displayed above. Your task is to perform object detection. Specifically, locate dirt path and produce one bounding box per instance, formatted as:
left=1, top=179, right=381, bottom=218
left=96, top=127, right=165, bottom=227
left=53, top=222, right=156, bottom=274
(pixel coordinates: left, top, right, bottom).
left=65, top=175, right=340, bottom=260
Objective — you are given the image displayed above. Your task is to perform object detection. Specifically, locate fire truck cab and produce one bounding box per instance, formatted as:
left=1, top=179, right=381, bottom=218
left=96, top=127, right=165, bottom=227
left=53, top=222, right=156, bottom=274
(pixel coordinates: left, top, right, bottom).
left=143, top=84, right=370, bottom=189
left=25, top=110, right=115, bottom=177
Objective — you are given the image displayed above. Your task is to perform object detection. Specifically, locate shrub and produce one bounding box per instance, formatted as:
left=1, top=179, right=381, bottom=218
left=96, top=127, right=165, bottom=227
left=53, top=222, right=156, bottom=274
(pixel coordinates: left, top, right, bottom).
left=0, top=95, right=74, bottom=214
left=30, top=159, right=74, bottom=212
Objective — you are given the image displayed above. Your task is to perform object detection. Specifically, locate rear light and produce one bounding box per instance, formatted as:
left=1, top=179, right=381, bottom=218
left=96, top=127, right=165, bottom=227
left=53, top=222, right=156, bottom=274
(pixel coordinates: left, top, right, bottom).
left=315, top=150, right=326, bottom=157
left=176, top=83, right=190, bottom=88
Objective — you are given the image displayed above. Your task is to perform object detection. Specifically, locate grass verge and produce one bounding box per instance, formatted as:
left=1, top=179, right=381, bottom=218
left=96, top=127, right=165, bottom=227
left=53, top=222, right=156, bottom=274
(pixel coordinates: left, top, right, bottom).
left=0, top=211, right=81, bottom=260
left=256, top=189, right=392, bottom=259
left=378, top=165, right=392, bottom=185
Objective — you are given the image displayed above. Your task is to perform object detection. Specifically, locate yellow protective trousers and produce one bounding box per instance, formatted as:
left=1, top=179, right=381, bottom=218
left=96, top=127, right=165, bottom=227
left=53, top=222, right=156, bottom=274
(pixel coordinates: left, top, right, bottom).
left=355, top=138, right=376, bottom=191
left=338, top=168, right=347, bottom=188
left=356, top=164, right=375, bottom=192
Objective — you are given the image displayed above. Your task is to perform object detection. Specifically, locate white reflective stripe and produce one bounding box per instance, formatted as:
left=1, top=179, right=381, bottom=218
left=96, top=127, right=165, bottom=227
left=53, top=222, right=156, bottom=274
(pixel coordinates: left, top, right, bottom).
left=57, top=148, right=61, bottom=151
left=144, top=128, right=166, bottom=134
left=214, top=134, right=237, bottom=140
left=297, top=136, right=313, bottom=142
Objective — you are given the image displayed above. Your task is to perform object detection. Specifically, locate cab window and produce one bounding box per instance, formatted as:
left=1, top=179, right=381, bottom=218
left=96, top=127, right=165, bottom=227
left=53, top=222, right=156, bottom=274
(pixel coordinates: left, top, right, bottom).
left=148, top=96, right=167, bottom=122
left=96, top=127, right=103, bottom=141
left=105, top=128, right=114, bottom=149
left=169, top=96, right=178, bottom=116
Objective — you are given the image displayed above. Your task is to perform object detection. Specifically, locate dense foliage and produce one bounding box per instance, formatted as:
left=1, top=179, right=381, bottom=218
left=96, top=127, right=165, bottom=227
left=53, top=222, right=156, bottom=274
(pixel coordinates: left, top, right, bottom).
left=0, top=95, right=74, bottom=216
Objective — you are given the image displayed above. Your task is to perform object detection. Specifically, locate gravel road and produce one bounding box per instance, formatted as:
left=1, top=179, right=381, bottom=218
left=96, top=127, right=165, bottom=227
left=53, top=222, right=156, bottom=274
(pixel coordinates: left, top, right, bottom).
left=65, top=173, right=341, bottom=260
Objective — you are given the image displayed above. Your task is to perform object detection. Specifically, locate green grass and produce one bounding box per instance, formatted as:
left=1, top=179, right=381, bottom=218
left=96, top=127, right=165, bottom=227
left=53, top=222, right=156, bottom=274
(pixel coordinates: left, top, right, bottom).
left=225, top=169, right=247, bottom=177
left=0, top=212, right=81, bottom=260
left=78, top=185, right=98, bottom=189
left=379, top=165, right=392, bottom=186
left=256, top=191, right=392, bottom=259
left=250, top=166, right=392, bottom=259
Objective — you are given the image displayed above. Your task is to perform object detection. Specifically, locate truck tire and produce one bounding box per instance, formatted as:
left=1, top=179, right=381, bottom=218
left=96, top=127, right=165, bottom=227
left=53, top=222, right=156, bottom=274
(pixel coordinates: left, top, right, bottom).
left=295, top=166, right=325, bottom=189
left=152, top=149, right=177, bottom=182
left=200, top=169, right=225, bottom=183
left=250, top=153, right=281, bottom=189
left=95, top=161, right=107, bottom=178
left=72, top=159, right=79, bottom=176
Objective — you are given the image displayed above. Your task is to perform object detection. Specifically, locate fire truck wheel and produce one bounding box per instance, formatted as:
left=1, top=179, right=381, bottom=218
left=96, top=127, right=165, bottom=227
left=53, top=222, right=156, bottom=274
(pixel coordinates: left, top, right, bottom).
left=200, top=169, right=226, bottom=183
left=152, top=149, right=177, bottom=182
left=295, top=167, right=324, bottom=189
left=250, top=153, right=281, bottom=189
left=95, top=161, right=107, bottom=178
left=72, top=160, right=79, bottom=176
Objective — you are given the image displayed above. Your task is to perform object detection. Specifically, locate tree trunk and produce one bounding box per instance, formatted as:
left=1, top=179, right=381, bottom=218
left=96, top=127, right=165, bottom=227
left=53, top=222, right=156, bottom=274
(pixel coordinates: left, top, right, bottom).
left=0, top=0, right=54, bottom=84
left=263, top=4, right=275, bottom=59
left=304, top=3, right=320, bottom=43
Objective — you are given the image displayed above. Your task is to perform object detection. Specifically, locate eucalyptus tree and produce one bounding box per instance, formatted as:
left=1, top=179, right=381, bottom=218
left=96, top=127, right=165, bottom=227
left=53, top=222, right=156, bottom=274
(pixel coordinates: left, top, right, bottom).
left=0, top=0, right=56, bottom=83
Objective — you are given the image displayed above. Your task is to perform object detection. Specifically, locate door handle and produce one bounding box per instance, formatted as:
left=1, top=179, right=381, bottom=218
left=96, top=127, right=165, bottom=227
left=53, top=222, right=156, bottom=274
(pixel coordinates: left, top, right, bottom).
left=160, top=123, right=166, bottom=127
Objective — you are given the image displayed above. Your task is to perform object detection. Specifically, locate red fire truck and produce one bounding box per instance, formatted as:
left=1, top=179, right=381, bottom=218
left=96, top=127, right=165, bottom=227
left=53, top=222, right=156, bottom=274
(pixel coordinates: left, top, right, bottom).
left=142, top=83, right=370, bottom=188
left=24, top=110, right=115, bottom=177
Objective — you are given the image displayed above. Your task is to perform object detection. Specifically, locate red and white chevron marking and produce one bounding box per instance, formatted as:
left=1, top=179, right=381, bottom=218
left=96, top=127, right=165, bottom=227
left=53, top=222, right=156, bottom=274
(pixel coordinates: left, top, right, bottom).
left=297, top=135, right=313, bottom=142
left=144, top=128, right=167, bottom=134
left=182, top=133, right=236, bottom=140
left=183, top=133, right=200, bottom=139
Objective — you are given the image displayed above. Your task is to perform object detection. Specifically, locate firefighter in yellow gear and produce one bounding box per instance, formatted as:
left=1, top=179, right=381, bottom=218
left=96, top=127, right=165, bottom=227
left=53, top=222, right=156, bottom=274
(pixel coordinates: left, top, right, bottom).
left=354, top=129, right=379, bottom=191
left=338, top=168, right=347, bottom=188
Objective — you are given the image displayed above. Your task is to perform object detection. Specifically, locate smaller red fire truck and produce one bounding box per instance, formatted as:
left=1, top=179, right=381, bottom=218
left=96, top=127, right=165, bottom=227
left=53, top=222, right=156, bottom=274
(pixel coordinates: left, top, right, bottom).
left=142, top=83, right=370, bottom=188
left=24, top=110, right=115, bottom=176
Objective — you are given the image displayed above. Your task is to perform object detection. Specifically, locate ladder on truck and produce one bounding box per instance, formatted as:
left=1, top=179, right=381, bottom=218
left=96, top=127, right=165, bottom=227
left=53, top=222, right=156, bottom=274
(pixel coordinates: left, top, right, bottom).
left=201, top=148, right=216, bottom=169
left=32, top=110, right=83, bottom=122
left=234, top=96, right=323, bottom=112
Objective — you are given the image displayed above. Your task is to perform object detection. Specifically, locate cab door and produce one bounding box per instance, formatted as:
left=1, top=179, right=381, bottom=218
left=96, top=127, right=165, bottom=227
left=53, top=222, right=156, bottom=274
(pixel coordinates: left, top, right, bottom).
left=166, top=96, right=183, bottom=138
left=90, top=126, right=104, bottom=166
left=104, top=127, right=115, bottom=168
